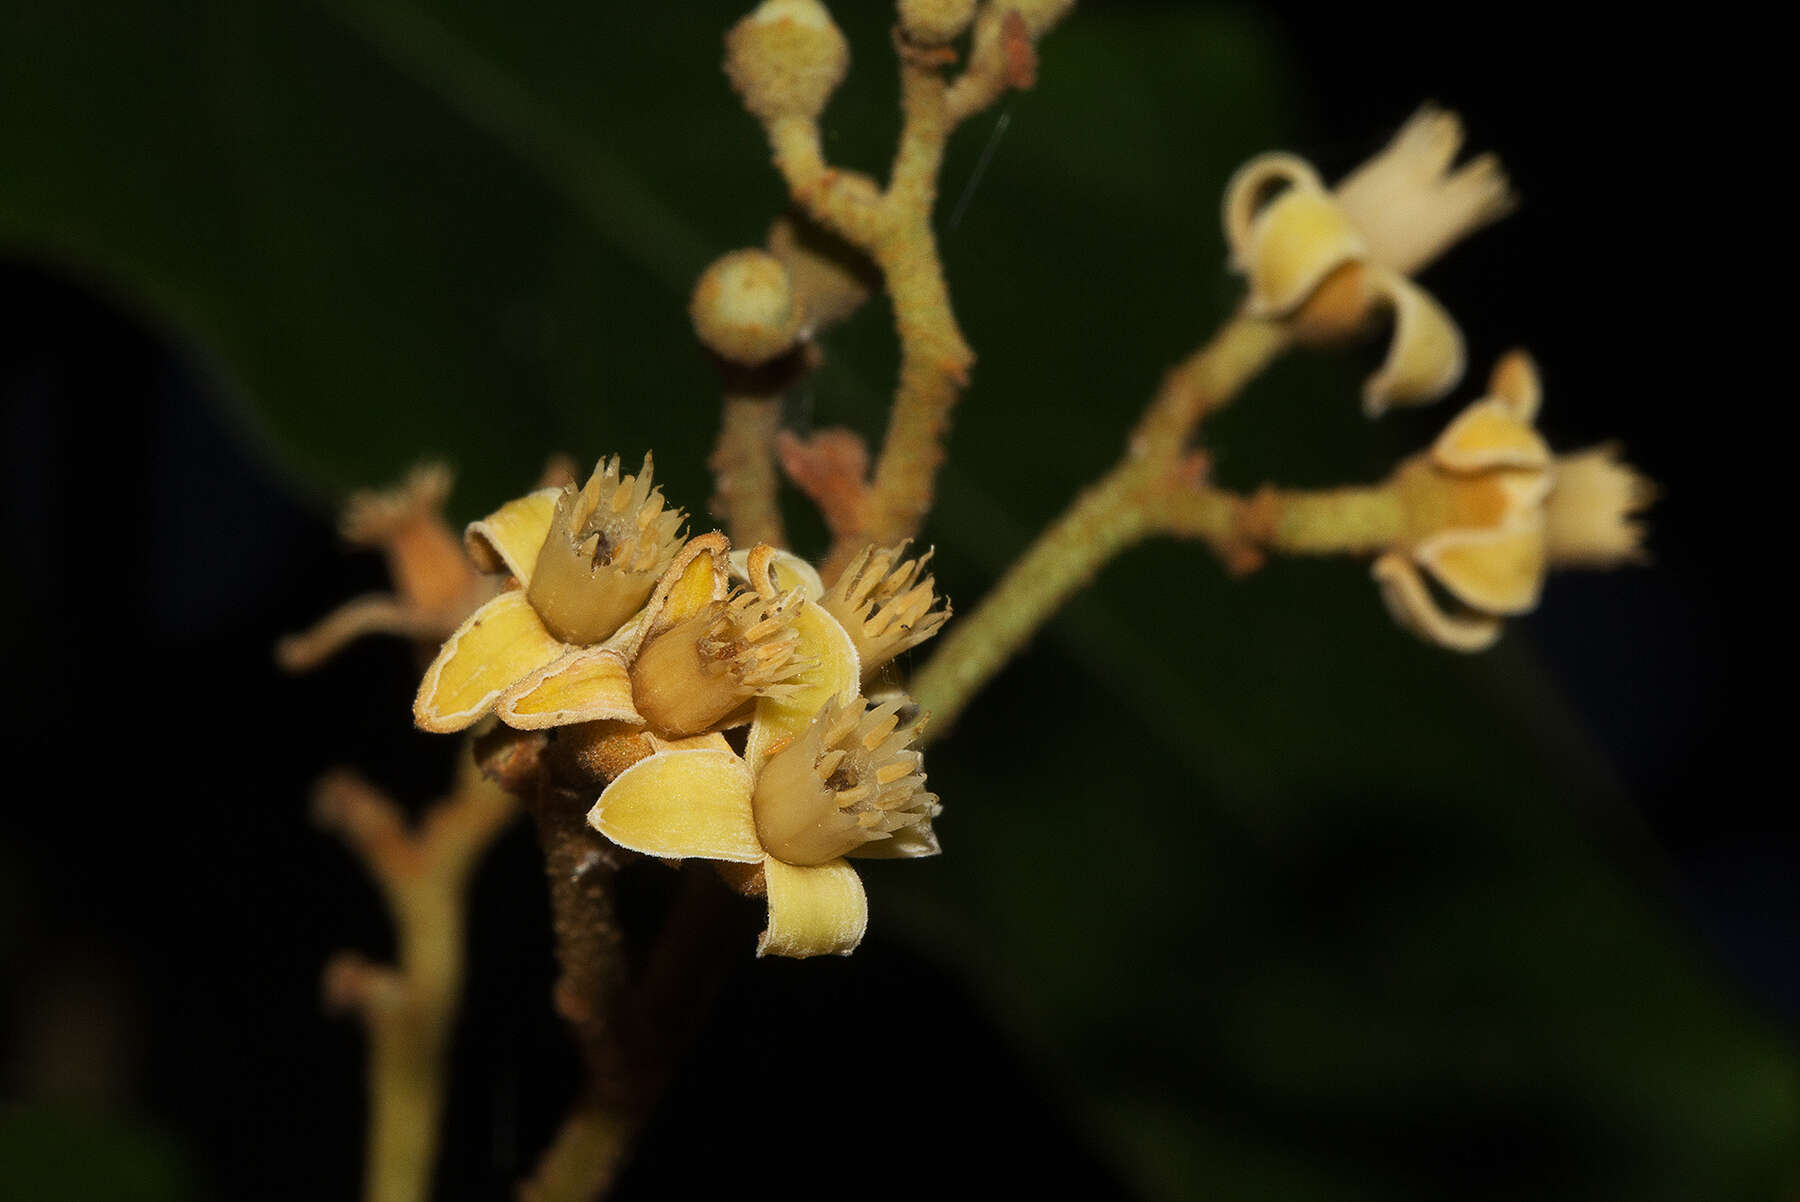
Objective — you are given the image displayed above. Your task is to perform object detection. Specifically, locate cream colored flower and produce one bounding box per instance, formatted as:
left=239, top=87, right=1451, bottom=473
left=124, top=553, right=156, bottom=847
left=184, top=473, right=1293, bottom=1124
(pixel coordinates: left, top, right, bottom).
left=1373, top=352, right=1652, bottom=651
left=1223, top=107, right=1514, bottom=416
left=587, top=575, right=940, bottom=958
left=413, top=455, right=688, bottom=733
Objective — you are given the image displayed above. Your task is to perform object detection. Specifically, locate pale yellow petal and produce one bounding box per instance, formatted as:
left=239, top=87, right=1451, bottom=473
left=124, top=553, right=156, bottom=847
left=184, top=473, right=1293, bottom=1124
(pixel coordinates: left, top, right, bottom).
left=1222, top=152, right=1327, bottom=261
left=1372, top=552, right=1503, bottom=653
left=1415, top=522, right=1547, bottom=616
left=413, top=590, right=566, bottom=732
left=1487, top=349, right=1541, bottom=422
left=587, top=748, right=762, bottom=863
left=743, top=602, right=861, bottom=771
left=1362, top=271, right=1465, bottom=415
left=729, top=546, right=824, bottom=601
left=496, top=646, right=642, bottom=729
left=1223, top=154, right=1365, bottom=318
left=1244, top=190, right=1366, bottom=317
left=640, top=531, right=730, bottom=639
left=464, top=488, right=560, bottom=583
left=758, top=855, right=867, bottom=958
left=647, top=731, right=733, bottom=754
left=1431, top=397, right=1551, bottom=473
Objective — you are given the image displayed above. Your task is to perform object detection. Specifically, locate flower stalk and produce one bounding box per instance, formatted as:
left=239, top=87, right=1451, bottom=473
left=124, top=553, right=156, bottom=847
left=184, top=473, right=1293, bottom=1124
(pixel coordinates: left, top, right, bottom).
left=315, top=748, right=517, bottom=1202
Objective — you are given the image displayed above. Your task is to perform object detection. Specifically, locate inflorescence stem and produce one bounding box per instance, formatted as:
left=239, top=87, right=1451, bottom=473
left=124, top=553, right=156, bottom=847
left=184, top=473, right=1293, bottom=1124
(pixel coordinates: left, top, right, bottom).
left=915, top=314, right=1314, bottom=735
left=315, top=747, right=517, bottom=1202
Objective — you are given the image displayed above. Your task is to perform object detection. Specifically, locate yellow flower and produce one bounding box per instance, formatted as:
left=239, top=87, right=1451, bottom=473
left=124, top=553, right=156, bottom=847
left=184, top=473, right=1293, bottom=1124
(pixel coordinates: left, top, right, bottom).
left=413, top=455, right=689, bottom=732
left=1373, top=352, right=1653, bottom=651
left=413, top=456, right=841, bottom=738
left=1223, top=106, right=1514, bottom=415
left=587, top=569, right=940, bottom=958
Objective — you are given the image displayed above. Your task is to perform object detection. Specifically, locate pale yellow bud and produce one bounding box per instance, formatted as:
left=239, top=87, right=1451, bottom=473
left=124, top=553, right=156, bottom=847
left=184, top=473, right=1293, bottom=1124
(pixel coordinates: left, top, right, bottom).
left=724, top=0, right=849, bottom=124
left=898, top=0, right=976, bottom=45
left=1010, top=0, right=1076, bottom=37
left=689, top=248, right=805, bottom=366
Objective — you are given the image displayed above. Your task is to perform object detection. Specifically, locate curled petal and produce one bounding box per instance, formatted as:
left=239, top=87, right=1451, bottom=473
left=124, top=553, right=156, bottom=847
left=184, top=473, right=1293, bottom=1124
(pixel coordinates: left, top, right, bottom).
left=414, top=590, right=566, bottom=732
left=1487, top=349, right=1541, bottom=423
left=729, top=545, right=824, bottom=602
left=1362, top=270, right=1465, bottom=415
left=1372, top=552, right=1503, bottom=653
left=1415, top=522, right=1547, bottom=616
left=1222, top=153, right=1328, bottom=261
left=744, top=603, right=861, bottom=771
left=640, top=531, right=731, bottom=640
left=496, top=646, right=642, bottom=730
left=465, top=488, right=561, bottom=583
left=1224, top=154, right=1365, bottom=317
left=758, top=855, right=867, bottom=958
left=1431, top=397, right=1551, bottom=473
left=587, top=749, right=762, bottom=863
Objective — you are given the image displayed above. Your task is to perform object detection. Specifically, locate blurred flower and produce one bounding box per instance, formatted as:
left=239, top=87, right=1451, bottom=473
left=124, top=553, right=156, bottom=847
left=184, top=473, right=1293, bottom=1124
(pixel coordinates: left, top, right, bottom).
left=1223, top=107, right=1514, bottom=415
left=1374, top=352, right=1653, bottom=650
left=275, top=463, right=495, bottom=672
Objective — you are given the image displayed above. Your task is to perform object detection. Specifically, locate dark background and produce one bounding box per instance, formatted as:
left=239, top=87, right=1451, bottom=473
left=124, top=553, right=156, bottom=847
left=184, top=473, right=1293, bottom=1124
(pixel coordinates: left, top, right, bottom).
left=2, top=3, right=1785, bottom=1200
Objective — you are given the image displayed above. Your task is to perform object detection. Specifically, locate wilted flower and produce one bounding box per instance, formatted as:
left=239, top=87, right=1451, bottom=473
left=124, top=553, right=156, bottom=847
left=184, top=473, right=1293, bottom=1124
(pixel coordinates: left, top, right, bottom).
left=1223, top=107, right=1514, bottom=415
left=1373, top=352, right=1653, bottom=650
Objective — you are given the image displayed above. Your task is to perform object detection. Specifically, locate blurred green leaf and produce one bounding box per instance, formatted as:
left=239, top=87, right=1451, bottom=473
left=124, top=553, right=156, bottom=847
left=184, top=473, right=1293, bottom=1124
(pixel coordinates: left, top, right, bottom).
left=0, top=1104, right=198, bottom=1202
left=4, top=3, right=1793, bottom=1200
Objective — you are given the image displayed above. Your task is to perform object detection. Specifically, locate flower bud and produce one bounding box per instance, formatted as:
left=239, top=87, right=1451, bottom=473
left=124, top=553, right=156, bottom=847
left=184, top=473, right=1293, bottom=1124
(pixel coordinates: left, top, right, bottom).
left=898, top=0, right=976, bottom=45
left=690, top=248, right=806, bottom=366
left=724, top=0, right=849, bottom=124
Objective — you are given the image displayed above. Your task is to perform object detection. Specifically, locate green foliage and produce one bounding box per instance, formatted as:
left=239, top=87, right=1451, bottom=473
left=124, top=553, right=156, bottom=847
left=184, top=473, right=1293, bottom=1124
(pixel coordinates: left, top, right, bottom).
left=4, top=2, right=1792, bottom=1198
left=0, top=1105, right=197, bottom=1202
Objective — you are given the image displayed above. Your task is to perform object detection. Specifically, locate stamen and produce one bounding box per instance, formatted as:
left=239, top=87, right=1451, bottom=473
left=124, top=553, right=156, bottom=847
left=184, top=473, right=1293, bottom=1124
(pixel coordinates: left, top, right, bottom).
left=630, top=588, right=808, bottom=736
left=525, top=455, right=688, bottom=645
left=818, top=543, right=951, bottom=676
left=753, top=695, right=937, bottom=866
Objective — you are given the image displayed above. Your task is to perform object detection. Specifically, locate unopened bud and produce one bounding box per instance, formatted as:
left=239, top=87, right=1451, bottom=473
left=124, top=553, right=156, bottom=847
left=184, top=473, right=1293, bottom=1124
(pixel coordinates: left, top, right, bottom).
left=724, top=0, right=849, bottom=124
left=898, top=0, right=976, bottom=45
left=690, top=249, right=806, bottom=366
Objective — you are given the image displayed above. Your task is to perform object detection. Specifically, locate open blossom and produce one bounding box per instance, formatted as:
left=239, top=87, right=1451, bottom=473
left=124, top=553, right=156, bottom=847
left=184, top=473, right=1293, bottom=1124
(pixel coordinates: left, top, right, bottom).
left=1373, top=352, right=1653, bottom=651
left=1223, top=107, right=1514, bottom=415
left=588, top=563, right=940, bottom=958
left=413, top=455, right=689, bottom=733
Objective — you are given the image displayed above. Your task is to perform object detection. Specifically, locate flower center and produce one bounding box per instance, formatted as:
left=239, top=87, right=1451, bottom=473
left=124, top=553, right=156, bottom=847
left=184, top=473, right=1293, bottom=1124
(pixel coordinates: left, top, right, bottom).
left=526, top=456, right=686, bottom=645
left=752, top=698, right=936, bottom=866
left=630, top=588, right=806, bottom=736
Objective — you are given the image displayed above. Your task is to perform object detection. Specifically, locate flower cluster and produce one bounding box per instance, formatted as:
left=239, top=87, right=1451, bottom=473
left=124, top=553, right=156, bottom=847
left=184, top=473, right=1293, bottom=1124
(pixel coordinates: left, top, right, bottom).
left=1221, top=112, right=1651, bottom=649
left=413, top=455, right=948, bottom=957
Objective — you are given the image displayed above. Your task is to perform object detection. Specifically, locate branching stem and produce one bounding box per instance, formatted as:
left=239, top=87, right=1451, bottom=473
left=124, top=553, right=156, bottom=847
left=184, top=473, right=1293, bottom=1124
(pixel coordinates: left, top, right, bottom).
left=316, top=747, right=517, bottom=1202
